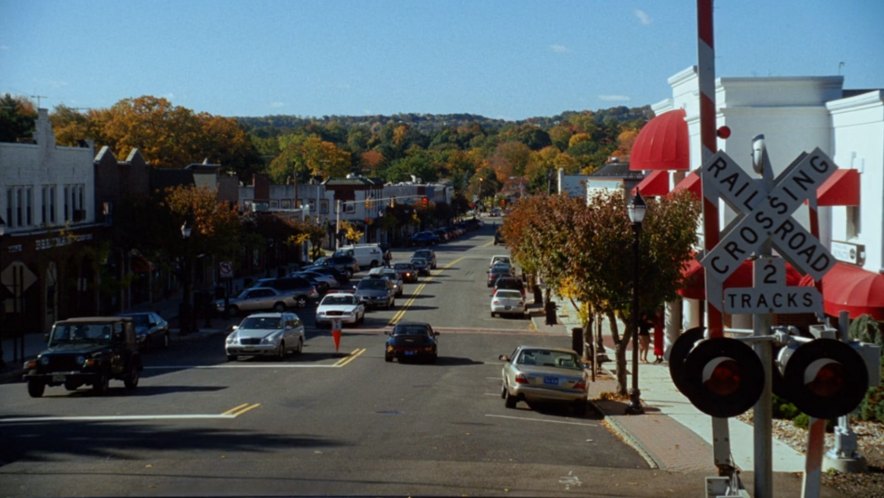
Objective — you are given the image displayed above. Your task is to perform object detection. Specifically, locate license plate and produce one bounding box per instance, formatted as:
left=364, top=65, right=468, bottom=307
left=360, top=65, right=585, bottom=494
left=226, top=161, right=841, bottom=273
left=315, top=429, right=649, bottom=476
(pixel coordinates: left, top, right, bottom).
left=504, top=305, right=511, bottom=310
left=543, top=376, right=559, bottom=386
left=404, top=350, right=416, bottom=356
left=52, top=374, right=65, bottom=383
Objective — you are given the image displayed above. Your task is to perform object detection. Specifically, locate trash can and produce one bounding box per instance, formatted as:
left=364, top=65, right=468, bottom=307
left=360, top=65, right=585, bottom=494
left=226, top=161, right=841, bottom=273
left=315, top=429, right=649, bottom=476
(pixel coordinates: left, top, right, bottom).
left=571, top=327, right=584, bottom=357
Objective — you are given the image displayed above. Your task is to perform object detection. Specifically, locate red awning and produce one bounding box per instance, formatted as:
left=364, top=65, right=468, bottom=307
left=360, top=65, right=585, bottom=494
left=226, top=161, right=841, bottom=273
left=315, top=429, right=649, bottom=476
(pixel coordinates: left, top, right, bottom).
left=678, top=258, right=803, bottom=300
left=632, top=170, right=670, bottom=197
left=817, top=168, right=860, bottom=206
left=670, top=170, right=701, bottom=199
left=813, top=263, right=884, bottom=320
left=630, top=109, right=690, bottom=171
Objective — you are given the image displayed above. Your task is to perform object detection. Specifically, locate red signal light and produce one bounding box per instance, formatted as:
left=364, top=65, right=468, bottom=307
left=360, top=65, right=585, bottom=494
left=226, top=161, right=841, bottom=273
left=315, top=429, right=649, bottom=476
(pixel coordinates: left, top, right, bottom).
left=702, top=357, right=742, bottom=397
left=678, top=337, right=764, bottom=418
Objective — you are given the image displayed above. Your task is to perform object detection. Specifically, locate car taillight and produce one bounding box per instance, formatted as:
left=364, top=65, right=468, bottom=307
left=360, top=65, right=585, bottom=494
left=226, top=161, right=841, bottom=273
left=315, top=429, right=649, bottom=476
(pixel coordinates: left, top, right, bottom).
left=25, top=359, right=37, bottom=370
left=573, top=380, right=587, bottom=391
left=515, top=374, right=529, bottom=384
left=492, top=300, right=500, bottom=305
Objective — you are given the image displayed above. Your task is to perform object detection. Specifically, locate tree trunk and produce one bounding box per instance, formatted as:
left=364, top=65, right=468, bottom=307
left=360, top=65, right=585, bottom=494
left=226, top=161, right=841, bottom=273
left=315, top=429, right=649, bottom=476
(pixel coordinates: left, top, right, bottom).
left=611, top=310, right=629, bottom=395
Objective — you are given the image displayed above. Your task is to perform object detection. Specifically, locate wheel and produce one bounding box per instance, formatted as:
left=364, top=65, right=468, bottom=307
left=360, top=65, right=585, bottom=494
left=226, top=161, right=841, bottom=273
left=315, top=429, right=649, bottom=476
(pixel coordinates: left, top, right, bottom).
left=428, top=354, right=437, bottom=364
left=27, top=380, right=45, bottom=398
left=124, top=364, right=140, bottom=389
left=500, top=384, right=507, bottom=399
left=93, top=374, right=109, bottom=395
left=504, top=389, right=517, bottom=408
left=227, top=354, right=237, bottom=361
left=295, top=296, right=308, bottom=308
left=64, top=379, right=80, bottom=391
left=295, top=336, right=304, bottom=354
left=277, top=341, right=286, bottom=360
left=389, top=299, right=395, bottom=309
left=385, top=354, right=393, bottom=362
left=273, top=302, right=286, bottom=312
left=490, top=312, right=496, bottom=318
left=161, top=332, right=171, bottom=349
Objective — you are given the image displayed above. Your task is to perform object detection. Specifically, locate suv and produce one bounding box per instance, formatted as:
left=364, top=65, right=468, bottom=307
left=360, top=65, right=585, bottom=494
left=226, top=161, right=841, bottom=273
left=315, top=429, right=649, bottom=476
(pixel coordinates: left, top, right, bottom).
left=313, top=255, right=360, bottom=277
left=412, top=249, right=437, bottom=269
left=23, top=316, right=142, bottom=397
left=354, top=277, right=396, bottom=309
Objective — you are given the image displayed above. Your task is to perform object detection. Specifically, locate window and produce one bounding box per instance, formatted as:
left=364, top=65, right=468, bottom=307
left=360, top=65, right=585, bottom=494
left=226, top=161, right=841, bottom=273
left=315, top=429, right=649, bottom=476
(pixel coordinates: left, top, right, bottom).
left=846, top=205, right=861, bottom=238
left=64, top=186, right=70, bottom=221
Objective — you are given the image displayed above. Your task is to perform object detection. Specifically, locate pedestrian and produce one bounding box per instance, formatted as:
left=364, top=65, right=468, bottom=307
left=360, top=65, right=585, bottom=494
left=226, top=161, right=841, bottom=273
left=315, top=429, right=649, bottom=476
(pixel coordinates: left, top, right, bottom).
left=382, top=247, right=392, bottom=267
left=653, top=308, right=665, bottom=364
left=638, top=313, right=651, bottom=363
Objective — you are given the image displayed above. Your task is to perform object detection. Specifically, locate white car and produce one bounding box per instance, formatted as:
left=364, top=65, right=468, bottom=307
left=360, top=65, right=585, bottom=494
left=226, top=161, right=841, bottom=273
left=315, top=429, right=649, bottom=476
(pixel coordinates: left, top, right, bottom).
left=490, top=289, right=526, bottom=318
left=499, top=345, right=589, bottom=415
left=315, top=292, right=365, bottom=328
left=225, top=312, right=305, bottom=361
left=490, top=255, right=511, bottom=268
left=368, top=267, right=404, bottom=296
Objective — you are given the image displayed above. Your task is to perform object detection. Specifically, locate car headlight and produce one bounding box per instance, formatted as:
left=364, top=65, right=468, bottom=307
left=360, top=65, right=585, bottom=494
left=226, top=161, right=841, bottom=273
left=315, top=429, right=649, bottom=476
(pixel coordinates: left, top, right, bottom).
left=226, top=333, right=239, bottom=345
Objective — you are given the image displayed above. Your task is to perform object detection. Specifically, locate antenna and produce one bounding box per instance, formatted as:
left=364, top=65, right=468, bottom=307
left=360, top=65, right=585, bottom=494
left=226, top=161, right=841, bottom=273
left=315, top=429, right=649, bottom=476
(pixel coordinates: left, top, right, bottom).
left=838, top=61, right=845, bottom=75
left=30, top=95, right=48, bottom=107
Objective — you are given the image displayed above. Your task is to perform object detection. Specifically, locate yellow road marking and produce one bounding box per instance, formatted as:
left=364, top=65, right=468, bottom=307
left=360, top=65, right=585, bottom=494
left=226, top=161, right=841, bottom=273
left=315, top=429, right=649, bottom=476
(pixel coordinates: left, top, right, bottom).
left=223, top=403, right=261, bottom=417
left=388, top=255, right=465, bottom=326
left=334, top=348, right=366, bottom=367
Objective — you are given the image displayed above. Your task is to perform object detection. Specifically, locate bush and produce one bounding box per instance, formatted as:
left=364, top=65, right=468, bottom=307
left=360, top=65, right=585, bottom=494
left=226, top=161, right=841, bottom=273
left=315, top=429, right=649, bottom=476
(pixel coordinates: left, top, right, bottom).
left=858, top=384, right=884, bottom=423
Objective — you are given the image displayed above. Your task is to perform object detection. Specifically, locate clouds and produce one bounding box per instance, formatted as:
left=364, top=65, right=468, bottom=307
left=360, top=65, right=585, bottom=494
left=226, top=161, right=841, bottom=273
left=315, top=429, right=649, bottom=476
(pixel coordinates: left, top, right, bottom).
left=634, top=9, right=652, bottom=26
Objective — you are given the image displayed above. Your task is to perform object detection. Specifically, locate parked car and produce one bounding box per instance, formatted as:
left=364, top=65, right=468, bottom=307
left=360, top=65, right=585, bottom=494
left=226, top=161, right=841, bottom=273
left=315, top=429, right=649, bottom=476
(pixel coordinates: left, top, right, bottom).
left=313, top=255, right=360, bottom=277
left=490, top=289, right=527, bottom=318
left=249, top=277, right=320, bottom=307
left=335, top=244, right=385, bottom=269
left=499, top=345, right=589, bottom=415
left=385, top=322, right=439, bottom=363
left=368, top=266, right=404, bottom=296
left=393, top=262, right=418, bottom=283
left=118, top=311, right=170, bottom=350
left=410, top=231, right=440, bottom=246
left=292, top=270, right=336, bottom=294
left=487, top=263, right=513, bottom=287
left=494, top=229, right=504, bottom=245
left=412, top=248, right=437, bottom=269
left=493, top=276, right=526, bottom=299
left=489, top=255, right=511, bottom=268
left=411, top=257, right=430, bottom=276
left=315, top=292, right=366, bottom=328
left=216, top=287, right=307, bottom=316
left=225, top=312, right=305, bottom=361
left=354, top=277, right=396, bottom=309
left=23, top=316, right=142, bottom=397
left=303, top=265, right=349, bottom=285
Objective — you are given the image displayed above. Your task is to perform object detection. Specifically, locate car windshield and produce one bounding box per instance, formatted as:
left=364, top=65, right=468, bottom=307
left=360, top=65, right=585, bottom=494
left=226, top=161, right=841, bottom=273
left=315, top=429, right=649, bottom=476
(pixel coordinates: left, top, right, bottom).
left=496, top=290, right=522, bottom=299
left=394, top=263, right=413, bottom=270
left=357, top=279, right=387, bottom=290
left=322, top=295, right=356, bottom=306
left=48, top=323, right=113, bottom=346
left=517, top=349, right=581, bottom=370
left=412, top=258, right=426, bottom=265
left=239, top=316, right=284, bottom=329
left=393, top=324, right=431, bottom=336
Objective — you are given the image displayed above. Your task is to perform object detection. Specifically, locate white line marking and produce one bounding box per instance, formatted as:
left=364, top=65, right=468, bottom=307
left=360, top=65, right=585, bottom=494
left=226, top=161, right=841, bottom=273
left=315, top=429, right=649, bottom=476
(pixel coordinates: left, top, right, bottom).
left=485, top=414, right=598, bottom=427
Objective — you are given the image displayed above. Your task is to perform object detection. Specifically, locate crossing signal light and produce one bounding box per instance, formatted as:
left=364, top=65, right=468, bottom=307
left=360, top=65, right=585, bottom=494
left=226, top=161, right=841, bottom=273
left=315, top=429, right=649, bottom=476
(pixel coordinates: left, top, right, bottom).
left=773, top=338, right=870, bottom=420
left=421, top=197, right=428, bottom=208
left=670, top=332, right=765, bottom=418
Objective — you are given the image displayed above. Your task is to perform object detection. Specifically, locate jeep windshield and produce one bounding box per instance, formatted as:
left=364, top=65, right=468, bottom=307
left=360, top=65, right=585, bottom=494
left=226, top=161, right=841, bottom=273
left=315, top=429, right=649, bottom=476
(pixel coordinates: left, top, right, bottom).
left=48, top=323, right=113, bottom=346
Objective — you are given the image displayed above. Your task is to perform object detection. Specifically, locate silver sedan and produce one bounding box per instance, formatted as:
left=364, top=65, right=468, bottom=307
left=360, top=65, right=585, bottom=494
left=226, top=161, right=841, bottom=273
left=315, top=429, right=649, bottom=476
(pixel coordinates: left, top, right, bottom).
left=499, top=346, right=589, bottom=415
left=225, top=312, right=305, bottom=361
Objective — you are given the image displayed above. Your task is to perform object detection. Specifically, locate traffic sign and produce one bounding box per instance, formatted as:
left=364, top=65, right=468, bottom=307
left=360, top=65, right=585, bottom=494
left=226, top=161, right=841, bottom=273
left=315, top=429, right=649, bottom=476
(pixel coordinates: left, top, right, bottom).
left=219, top=261, right=233, bottom=279
left=723, top=257, right=821, bottom=314
left=701, top=148, right=836, bottom=285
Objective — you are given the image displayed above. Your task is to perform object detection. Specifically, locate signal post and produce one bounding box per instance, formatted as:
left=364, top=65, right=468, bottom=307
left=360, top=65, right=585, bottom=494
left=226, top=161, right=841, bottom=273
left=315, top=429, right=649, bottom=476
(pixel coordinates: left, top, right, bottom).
left=671, top=140, right=880, bottom=498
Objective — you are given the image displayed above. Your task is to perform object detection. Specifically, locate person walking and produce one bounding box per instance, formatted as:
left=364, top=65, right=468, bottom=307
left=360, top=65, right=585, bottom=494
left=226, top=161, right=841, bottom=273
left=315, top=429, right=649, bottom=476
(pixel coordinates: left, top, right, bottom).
left=638, top=313, right=651, bottom=363
left=653, top=308, right=665, bottom=363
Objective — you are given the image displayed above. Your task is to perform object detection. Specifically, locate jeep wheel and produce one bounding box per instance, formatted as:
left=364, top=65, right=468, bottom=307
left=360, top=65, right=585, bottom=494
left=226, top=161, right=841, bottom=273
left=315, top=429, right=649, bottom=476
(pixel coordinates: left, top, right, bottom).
left=64, top=379, right=80, bottom=391
left=27, top=380, right=45, bottom=398
left=124, top=365, right=140, bottom=389
left=93, top=374, right=109, bottom=395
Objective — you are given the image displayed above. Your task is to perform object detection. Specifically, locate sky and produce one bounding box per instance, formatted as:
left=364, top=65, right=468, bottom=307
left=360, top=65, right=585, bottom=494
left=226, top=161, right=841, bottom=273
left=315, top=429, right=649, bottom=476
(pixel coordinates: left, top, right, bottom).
left=1, top=0, right=882, bottom=121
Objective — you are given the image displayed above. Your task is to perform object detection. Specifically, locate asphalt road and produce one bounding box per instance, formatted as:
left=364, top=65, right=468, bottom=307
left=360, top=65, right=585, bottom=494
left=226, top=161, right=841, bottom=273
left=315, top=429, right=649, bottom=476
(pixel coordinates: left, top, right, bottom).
left=0, top=221, right=704, bottom=497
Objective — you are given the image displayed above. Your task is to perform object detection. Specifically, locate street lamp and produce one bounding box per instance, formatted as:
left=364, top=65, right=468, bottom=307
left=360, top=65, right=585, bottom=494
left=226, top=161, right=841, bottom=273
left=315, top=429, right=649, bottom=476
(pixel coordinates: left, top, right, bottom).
left=625, top=193, right=647, bottom=415
left=180, top=221, right=193, bottom=335
left=0, top=216, right=6, bottom=368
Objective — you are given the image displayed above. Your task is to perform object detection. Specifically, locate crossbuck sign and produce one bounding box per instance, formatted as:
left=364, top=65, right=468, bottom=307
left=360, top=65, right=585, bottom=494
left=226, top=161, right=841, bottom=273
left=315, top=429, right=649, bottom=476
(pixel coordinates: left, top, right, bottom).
left=700, top=148, right=836, bottom=314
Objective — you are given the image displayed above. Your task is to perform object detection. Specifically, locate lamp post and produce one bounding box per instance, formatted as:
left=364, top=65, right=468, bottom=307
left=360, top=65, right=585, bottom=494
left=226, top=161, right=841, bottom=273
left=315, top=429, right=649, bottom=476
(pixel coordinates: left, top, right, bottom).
left=0, top=216, right=6, bottom=368
left=625, top=193, right=646, bottom=415
left=180, top=221, right=193, bottom=335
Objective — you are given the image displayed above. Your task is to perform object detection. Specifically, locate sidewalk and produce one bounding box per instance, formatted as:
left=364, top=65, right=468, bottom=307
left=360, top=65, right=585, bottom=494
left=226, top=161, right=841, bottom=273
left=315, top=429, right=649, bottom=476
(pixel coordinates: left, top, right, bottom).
left=529, top=295, right=807, bottom=475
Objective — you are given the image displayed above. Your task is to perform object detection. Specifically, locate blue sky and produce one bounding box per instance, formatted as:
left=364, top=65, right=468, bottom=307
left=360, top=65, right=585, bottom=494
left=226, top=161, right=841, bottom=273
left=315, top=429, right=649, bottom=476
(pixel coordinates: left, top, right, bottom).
left=1, top=0, right=882, bottom=120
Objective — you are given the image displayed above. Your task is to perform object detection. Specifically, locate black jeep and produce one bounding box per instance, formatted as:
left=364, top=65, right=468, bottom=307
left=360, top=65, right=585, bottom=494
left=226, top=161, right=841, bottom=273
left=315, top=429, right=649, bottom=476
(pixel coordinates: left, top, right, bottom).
left=23, top=316, right=143, bottom=397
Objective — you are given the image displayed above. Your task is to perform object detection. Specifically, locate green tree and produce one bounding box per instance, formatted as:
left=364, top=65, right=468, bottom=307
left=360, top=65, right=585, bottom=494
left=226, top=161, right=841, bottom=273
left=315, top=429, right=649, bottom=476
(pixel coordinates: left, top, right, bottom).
left=0, top=94, right=37, bottom=143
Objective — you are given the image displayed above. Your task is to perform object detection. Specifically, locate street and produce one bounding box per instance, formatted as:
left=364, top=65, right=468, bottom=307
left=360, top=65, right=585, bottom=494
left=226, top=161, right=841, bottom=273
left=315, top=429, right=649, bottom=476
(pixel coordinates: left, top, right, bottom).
left=1, top=224, right=668, bottom=497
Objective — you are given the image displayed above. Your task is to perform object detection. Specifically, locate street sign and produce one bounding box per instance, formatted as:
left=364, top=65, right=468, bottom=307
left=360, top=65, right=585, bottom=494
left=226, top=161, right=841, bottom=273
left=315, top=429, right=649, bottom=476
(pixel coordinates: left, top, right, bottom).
left=219, top=261, right=233, bottom=279
left=701, top=148, right=836, bottom=284
left=723, top=257, right=821, bottom=314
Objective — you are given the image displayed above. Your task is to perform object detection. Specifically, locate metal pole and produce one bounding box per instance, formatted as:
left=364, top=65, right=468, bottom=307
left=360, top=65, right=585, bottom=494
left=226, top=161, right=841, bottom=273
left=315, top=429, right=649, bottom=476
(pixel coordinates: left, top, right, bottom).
left=335, top=200, right=341, bottom=251
left=626, top=221, right=643, bottom=414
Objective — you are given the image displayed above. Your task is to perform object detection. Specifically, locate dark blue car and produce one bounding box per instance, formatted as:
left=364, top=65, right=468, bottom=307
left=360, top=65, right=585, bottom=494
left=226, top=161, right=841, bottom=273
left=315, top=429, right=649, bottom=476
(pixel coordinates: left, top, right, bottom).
left=410, top=231, right=440, bottom=246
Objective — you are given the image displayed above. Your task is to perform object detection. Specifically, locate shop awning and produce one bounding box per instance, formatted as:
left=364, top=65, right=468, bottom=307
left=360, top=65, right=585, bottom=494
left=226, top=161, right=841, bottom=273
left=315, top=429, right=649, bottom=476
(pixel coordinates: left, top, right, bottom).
left=810, top=262, right=884, bottom=320
left=670, top=170, right=701, bottom=199
left=678, top=258, right=803, bottom=301
left=816, top=168, right=860, bottom=206
left=630, top=109, right=690, bottom=171
left=632, top=170, right=670, bottom=197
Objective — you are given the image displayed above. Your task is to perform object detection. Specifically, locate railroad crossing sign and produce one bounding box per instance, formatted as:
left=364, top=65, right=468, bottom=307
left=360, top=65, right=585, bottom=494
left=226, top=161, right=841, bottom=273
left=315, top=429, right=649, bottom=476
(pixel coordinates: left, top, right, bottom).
left=700, top=148, right=836, bottom=313
left=723, top=257, right=822, bottom=314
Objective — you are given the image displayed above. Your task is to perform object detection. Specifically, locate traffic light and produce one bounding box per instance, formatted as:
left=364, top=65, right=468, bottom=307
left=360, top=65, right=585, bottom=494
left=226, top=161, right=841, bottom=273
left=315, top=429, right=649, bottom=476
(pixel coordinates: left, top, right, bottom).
left=421, top=197, right=428, bottom=208
left=669, top=328, right=765, bottom=418
left=773, top=337, right=870, bottom=419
